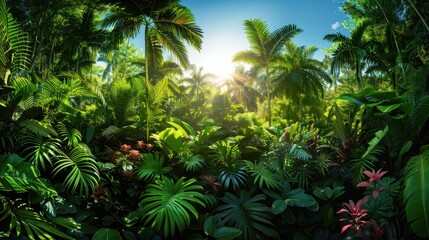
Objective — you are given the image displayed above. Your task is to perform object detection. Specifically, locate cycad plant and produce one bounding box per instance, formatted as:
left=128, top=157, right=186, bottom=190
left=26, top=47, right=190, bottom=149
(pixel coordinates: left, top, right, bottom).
left=0, top=0, right=30, bottom=85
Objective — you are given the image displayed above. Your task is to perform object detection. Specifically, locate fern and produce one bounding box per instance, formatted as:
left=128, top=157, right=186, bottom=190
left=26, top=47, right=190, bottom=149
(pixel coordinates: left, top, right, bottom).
left=0, top=0, right=30, bottom=84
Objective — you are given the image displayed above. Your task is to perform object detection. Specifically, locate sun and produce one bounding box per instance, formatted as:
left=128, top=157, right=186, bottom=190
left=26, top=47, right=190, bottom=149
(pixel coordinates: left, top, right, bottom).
left=199, top=50, right=235, bottom=86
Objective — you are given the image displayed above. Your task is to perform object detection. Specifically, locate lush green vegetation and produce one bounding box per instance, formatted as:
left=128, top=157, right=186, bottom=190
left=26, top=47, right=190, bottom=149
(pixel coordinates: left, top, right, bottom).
left=1, top=0, right=429, bottom=239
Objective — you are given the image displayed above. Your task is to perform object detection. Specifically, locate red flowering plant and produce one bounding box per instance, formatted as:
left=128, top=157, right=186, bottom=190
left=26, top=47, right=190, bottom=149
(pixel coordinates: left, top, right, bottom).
left=357, top=169, right=389, bottom=199
left=338, top=168, right=400, bottom=239
left=337, top=198, right=375, bottom=238
left=112, top=141, right=149, bottom=174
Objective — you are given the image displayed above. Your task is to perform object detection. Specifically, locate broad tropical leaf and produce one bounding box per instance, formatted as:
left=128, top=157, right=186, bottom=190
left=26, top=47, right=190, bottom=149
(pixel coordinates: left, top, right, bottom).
left=403, top=150, right=429, bottom=238
left=0, top=154, right=57, bottom=197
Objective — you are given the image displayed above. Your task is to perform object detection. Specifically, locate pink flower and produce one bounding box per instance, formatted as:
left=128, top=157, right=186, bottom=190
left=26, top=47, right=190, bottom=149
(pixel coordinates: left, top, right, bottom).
left=136, top=140, right=145, bottom=149
left=129, top=149, right=140, bottom=159
left=120, top=144, right=132, bottom=152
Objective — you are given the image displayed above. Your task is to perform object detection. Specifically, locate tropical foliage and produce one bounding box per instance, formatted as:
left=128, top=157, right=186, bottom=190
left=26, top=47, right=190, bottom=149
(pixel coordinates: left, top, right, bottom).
left=1, top=0, right=429, bottom=239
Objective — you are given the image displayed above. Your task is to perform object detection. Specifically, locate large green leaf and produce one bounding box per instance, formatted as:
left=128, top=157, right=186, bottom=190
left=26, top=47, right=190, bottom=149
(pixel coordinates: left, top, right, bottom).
left=285, top=188, right=318, bottom=210
left=411, top=96, right=429, bottom=133
left=92, top=228, right=122, bottom=240
left=215, top=191, right=278, bottom=240
left=141, top=177, right=205, bottom=237
left=212, top=227, right=242, bottom=240
left=403, top=150, right=429, bottom=238
left=0, top=154, right=57, bottom=197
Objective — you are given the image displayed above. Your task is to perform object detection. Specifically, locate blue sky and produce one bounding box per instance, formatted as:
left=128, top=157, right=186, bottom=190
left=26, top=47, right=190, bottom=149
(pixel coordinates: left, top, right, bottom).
left=180, top=0, right=349, bottom=77
left=133, top=0, right=350, bottom=78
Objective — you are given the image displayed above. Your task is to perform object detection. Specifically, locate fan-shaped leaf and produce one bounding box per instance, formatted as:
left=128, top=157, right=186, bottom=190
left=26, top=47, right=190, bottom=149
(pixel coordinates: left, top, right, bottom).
left=135, top=152, right=172, bottom=182
left=141, top=177, right=205, bottom=237
left=52, top=144, right=99, bottom=197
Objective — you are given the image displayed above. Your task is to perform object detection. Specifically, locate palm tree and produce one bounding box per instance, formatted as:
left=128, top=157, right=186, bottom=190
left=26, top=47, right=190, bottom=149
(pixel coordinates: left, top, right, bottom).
left=324, top=21, right=380, bottom=89
left=233, top=18, right=301, bottom=126
left=273, top=42, right=332, bottom=119
left=102, top=0, right=203, bottom=141
left=183, top=64, right=214, bottom=100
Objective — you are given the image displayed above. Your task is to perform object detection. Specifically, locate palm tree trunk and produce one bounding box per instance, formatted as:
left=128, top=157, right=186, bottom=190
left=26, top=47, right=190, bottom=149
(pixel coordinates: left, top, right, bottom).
left=356, top=60, right=362, bottom=89
left=266, top=66, right=272, bottom=126
left=145, top=25, right=150, bottom=142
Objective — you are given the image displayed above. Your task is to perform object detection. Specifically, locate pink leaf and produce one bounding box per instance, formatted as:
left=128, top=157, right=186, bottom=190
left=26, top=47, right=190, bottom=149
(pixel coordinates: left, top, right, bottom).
left=357, top=181, right=370, bottom=188
left=341, top=224, right=352, bottom=233
left=372, top=190, right=379, bottom=199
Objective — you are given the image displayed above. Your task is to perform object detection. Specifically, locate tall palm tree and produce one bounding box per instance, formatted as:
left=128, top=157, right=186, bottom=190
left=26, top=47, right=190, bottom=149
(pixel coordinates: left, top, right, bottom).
left=233, top=18, right=301, bottom=126
left=183, top=64, right=214, bottom=100
left=324, top=21, right=380, bottom=89
left=273, top=42, right=332, bottom=117
left=102, top=0, right=203, bottom=141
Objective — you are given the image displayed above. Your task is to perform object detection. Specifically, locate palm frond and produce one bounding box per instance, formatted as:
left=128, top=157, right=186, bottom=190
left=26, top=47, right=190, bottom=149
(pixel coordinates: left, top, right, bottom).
left=135, top=152, right=172, bottom=182
left=141, top=177, right=205, bottom=237
left=21, top=133, right=60, bottom=171
left=56, top=122, right=82, bottom=148
left=217, top=167, right=247, bottom=191
left=244, top=160, right=281, bottom=189
left=411, top=96, right=429, bottom=133
left=232, top=50, right=262, bottom=65
left=52, top=144, right=99, bottom=197
left=267, top=24, right=302, bottom=57
left=179, top=153, right=205, bottom=172
left=0, top=200, right=75, bottom=240
left=215, top=190, right=279, bottom=240
left=243, top=19, right=269, bottom=55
